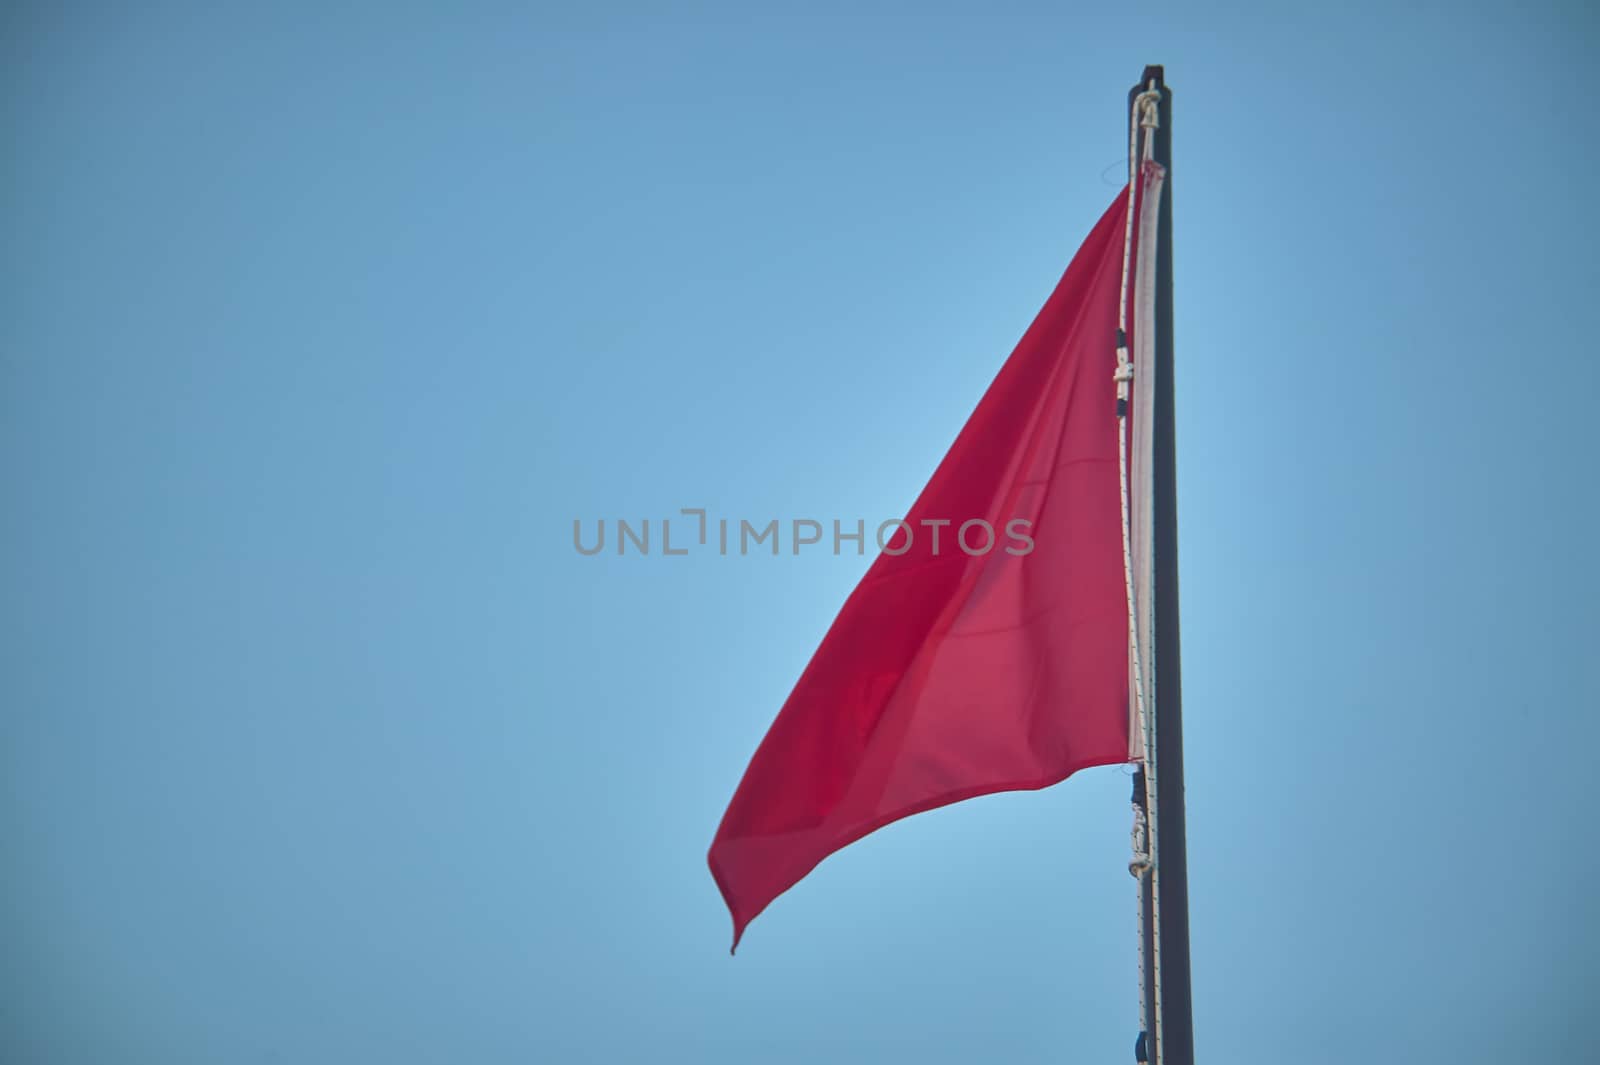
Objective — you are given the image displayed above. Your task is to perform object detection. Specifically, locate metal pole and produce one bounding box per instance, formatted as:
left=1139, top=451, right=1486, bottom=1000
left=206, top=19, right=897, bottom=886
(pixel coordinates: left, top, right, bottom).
left=1128, top=63, right=1193, bottom=1065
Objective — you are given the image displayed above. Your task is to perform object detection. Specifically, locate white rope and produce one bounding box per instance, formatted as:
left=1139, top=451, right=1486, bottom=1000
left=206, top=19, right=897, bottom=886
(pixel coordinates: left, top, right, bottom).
left=1119, top=81, right=1163, bottom=1065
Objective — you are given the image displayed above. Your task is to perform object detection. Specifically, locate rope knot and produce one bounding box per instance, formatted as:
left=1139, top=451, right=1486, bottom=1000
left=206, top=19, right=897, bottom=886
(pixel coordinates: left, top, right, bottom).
left=1136, top=89, right=1161, bottom=130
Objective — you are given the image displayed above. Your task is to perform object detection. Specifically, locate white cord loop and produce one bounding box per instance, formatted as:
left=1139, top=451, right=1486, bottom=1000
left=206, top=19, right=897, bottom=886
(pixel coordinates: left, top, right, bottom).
left=1129, top=799, right=1152, bottom=878
left=1137, top=90, right=1161, bottom=130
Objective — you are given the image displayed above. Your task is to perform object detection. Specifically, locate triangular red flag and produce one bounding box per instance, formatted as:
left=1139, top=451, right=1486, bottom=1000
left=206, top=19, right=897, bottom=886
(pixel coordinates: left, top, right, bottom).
left=709, top=187, right=1136, bottom=951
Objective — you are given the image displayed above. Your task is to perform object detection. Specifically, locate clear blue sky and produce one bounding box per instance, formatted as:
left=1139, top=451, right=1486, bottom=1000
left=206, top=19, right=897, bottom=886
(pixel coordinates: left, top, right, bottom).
left=4, top=5, right=1596, bottom=1063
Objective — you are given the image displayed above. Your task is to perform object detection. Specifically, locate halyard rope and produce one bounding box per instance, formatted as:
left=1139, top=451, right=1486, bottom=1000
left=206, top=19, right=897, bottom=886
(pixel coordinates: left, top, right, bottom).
left=1119, top=81, right=1162, bottom=1065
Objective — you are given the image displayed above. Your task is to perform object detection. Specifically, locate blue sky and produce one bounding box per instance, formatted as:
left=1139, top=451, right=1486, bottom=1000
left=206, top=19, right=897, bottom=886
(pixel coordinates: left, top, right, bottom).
left=4, top=5, right=1597, bottom=1063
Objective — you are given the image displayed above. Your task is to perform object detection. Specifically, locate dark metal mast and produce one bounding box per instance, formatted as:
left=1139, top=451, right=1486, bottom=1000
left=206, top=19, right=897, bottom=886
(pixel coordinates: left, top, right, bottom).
left=1129, top=64, right=1193, bottom=1065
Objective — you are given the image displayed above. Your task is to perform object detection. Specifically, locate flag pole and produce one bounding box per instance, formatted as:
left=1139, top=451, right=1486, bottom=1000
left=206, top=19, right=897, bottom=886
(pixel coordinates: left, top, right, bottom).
left=1129, top=64, right=1193, bottom=1065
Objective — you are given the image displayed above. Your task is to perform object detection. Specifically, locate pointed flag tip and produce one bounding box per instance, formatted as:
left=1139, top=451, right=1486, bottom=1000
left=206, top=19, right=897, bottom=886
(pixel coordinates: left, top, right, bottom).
left=710, top=848, right=750, bottom=955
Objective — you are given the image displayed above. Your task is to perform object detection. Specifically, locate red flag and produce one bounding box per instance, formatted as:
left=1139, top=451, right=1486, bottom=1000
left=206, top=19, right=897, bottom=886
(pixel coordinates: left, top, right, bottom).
left=709, top=187, right=1136, bottom=950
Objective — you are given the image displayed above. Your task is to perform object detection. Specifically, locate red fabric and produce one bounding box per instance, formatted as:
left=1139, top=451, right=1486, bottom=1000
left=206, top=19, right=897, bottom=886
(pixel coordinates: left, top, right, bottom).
left=709, top=188, right=1135, bottom=951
